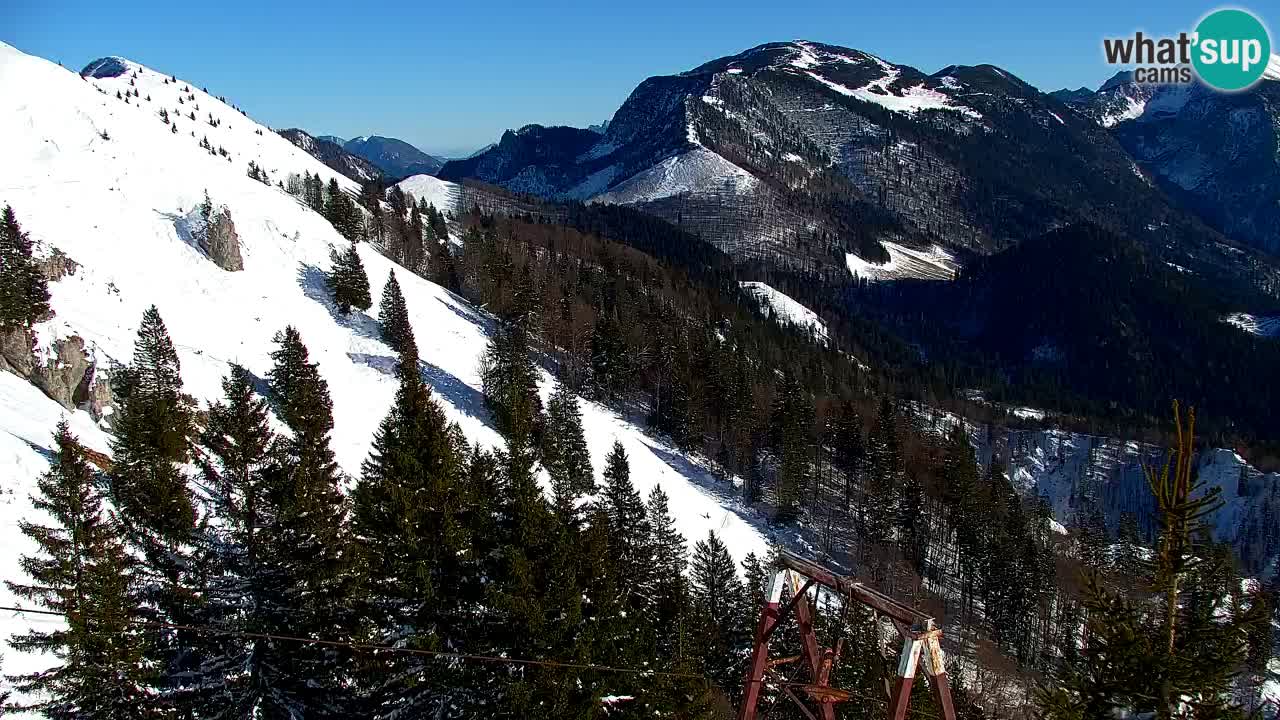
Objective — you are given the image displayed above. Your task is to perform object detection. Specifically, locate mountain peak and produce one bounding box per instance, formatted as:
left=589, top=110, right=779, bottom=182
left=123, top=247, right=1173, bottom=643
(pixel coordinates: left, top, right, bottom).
left=1099, top=70, right=1135, bottom=91
left=80, top=56, right=134, bottom=78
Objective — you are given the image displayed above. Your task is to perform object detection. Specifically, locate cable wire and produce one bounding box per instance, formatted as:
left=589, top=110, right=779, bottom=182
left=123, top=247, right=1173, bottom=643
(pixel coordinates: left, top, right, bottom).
left=0, top=604, right=707, bottom=682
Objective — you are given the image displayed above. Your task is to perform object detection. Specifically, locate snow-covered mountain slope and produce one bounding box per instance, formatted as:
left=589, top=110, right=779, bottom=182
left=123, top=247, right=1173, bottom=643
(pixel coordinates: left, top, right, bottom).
left=594, top=147, right=758, bottom=205
left=739, top=281, right=827, bottom=343
left=395, top=173, right=465, bottom=214
left=70, top=54, right=361, bottom=196
left=0, top=41, right=770, bottom=693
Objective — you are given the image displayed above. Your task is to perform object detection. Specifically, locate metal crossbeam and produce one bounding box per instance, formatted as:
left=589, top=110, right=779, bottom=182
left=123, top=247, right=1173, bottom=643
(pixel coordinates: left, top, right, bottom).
left=736, top=551, right=956, bottom=720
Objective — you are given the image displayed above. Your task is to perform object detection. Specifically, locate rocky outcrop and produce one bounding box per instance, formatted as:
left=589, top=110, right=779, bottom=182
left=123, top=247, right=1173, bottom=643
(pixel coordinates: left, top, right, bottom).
left=39, top=247, right=80, bottom=283
left=0, top=328, right=114, bottom=422
left=177, top=203, right=244, bottom=271
left=203, top=207, right=244, bottom=271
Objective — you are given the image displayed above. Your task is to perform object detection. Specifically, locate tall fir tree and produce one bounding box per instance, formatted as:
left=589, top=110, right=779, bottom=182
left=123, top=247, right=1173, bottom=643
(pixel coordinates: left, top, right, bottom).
left=108, top=305, right=196, bottom=544
left=0, top=205, right=51, bottom=332
left=543, top=381, right=594, bottom=519
left=351, top=328, right=473, bottom=718
left=189, top=363, right=282, bottom=715
left=480, top=319, right=541, bottom=443
left=646, top=485, right=692, bottom=661
left=262, top=326, right=358, bottom=716
left=601, top=441, right=654, bottom=614
left=377, top=270, right=416, bottom=361
left=5, top=422, right=158, bottom=719
left=689, top=530, right=750, bottom=706
left=327, top=242, right=371, bottom=315
left=106, top=305, right=202, bottom=706
left=769, top=369, right=813, bottom=523
left=589, top=308, right=628, bottom=402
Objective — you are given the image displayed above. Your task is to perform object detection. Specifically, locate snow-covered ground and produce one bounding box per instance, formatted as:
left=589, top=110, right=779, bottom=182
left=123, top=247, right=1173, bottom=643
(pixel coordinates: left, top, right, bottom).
left=592, top=147, right=758, bottom=204
left=393, top=173, right=465, bottom=216
left=846, top=241, right=958, bottom=281
left=1224, top=312, right=1280, bottom=338
left=739, top=281, right=827, bottom=343
left=0, top=42, right=771, bottom=703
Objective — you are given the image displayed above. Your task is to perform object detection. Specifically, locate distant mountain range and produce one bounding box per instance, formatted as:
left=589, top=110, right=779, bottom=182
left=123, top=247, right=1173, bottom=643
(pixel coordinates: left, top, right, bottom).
left=278, top=129, right=383, bottom=183
left=439, top=40, right=1279, bottom=284
left=1054, top=71, right=1280, bottom=256
left=341, top=136, right=447, bottom=179
left=433, top=40, right=1280, bottom=437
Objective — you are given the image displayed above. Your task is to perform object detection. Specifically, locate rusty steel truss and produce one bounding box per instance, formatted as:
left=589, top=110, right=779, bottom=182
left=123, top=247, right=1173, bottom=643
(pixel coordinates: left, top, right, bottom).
left=737, top=549, right=956, bottom=720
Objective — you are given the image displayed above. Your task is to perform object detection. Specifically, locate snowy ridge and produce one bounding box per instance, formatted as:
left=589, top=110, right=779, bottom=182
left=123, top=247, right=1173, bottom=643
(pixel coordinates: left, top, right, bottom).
left=0, top=42, right=771, bottom=699
left=846, top=241, right=958, bottom=281
left=739, top=282, right=828, bottom=343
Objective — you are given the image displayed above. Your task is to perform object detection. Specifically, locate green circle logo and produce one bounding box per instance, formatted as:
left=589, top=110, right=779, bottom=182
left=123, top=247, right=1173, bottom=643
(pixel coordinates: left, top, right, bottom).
left=1192, top=9, right=1271, bottom=91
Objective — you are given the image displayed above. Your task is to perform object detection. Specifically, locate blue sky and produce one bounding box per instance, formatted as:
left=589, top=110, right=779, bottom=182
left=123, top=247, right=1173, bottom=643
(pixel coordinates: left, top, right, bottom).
left=5, top=0, right=1259, bottom=157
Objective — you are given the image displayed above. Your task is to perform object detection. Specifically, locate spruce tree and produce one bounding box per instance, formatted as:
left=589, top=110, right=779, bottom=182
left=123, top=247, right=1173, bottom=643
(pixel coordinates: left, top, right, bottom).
left=480, top=319, right=541, bottom=442
left=689, top=530, right=750, bottom=700
left=0, top=205, right=51, bottom=331
left=107, top=306, right=202, bottom=699
left=860, top=397, right=902, bottom=577
left=5, top=422, right=157, bottom=718
left=189, top=363, right=280, bottom=715
left=352, top=345, right=472, bottom=718
left=377, top=269, right=416, bottom=361
left=830, top=400, right=865, bottom=507
left=543, top=381, right=594, bottom=518
left=589, top=309, right=627, bottom=402
left=601, top=441, right=654, bottom=611
left=263, top=326, right=357, bottom=716
left=327, top=242, right=371, bottom=315
left=485, top=417, right=587, bottom=717
left=770, top=368, right=813, bottom=523
left=323, top=177, right=362, bottom=241
left=109, top=305, right=196, bottom=546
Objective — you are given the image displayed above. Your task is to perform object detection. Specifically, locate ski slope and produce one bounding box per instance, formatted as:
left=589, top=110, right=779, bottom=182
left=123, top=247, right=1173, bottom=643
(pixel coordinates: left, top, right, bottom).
left=0, top=41, right=769, bottom=702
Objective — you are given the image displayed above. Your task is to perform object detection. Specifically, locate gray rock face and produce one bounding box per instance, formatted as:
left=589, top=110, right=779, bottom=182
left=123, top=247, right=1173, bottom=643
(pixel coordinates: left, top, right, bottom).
left=203, top=207, right=244, bottom=272
left=0, top=328, right=113, bottom=422
left=0, top=327, right=35, bottom=377
left=176, top=203, right=244, bottom=271
left=39, top=248, right=80, bottom=283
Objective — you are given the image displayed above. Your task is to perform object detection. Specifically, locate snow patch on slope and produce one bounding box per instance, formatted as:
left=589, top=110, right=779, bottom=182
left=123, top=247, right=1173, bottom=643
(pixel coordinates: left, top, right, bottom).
left=806, top=68, right=981, bottom=120
left=1223, top=312, right=1280, bottom=338
left=740, top=281, right=827, bottom=343
left=846, top=241, right=958, bottom=282
left=592, top=148, right=758, bottom=204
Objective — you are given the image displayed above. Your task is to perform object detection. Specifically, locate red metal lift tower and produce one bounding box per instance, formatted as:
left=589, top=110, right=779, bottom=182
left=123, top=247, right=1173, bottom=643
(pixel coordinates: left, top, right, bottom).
left=737, top=549, right=956, bottom=720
